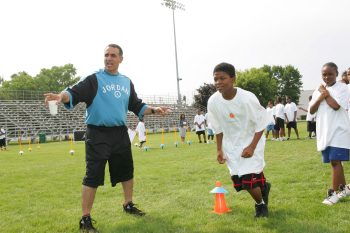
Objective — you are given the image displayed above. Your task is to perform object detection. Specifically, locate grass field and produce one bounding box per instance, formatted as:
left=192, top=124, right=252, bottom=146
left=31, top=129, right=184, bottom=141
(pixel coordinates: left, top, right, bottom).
left=1, top=122, right=350, bottom=233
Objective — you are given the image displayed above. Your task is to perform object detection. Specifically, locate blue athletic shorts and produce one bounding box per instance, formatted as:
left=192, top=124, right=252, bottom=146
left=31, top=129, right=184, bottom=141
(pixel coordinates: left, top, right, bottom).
left=266, top=124, right=275, bottom=132
left=207, top=128, right=214, bottom=136
left=322, top=146, right=349, bottom=163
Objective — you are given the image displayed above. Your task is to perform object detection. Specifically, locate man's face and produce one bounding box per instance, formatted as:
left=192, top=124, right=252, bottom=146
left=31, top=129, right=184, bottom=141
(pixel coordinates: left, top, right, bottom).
left=213, top=71, right=234, bottom=94
left=104, top=46, right=123, bottom=74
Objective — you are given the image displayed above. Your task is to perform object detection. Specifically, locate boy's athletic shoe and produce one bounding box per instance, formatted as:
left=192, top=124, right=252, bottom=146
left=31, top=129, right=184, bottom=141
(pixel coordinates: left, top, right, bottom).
left=255, top=203, right=268, bottom=217
left=79, top=215, right=99, bottom=233
left=123, top=201, right=146, bottom=216
left=338, top=184, right=350, bottom=199
left=322, top=189, right=339, bottom=205
left=262, top=182, right=271, bottom=206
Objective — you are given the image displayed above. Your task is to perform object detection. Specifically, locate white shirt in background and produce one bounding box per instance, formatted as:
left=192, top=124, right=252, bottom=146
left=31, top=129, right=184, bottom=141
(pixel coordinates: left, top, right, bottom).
left=266, top=106, right=275, bottom=125
left=310, top=82, right=350, bottom=151
left=274, top=103, right=285, bottom=120
left=136, top=121, right=146, bottom=142
left=194, top=114, right=206, bottom=132
left=285, top=102, right=298, bottom=121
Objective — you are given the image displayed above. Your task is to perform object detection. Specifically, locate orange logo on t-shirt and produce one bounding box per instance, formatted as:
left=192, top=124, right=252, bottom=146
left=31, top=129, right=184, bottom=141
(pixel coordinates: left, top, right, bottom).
left=229, top=113, right=235, bottom=118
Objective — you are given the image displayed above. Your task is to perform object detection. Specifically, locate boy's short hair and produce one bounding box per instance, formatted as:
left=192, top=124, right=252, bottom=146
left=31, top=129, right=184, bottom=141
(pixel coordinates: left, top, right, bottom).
left=213, top=62, right=236, bottom=78
left=323, top=62, right=338, bottom=76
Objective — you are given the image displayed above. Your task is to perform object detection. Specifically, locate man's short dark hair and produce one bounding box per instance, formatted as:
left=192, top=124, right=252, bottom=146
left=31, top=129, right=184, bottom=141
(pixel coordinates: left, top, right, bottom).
left=213, top=62, right=236, bottom=78
left=107, top=44, right=123, bottom=56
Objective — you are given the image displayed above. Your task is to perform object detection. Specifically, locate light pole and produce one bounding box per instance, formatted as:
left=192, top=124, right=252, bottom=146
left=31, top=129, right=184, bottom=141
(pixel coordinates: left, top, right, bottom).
left=162, top=0, right=185, bottom=105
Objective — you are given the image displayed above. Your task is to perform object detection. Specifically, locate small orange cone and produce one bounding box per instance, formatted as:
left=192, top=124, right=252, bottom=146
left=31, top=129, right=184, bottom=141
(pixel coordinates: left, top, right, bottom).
left=210, top=181, right=231, bottom=214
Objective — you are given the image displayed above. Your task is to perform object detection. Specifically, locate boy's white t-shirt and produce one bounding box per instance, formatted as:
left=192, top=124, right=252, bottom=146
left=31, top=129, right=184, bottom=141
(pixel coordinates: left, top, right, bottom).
left=207, top=88, right=268, bottom=176
left=310, top=82, right=350, bottom=151
left=204, top=112, right=214, bottom=131
left=284, top=102, right=297, bottom=121
left=306, top=103, right=316, bottom=121
left=193, top=114, right=206, bottom=132
left=266, top=107, right=275, bottom=125
left=136, top=122, right=146, bottom=142
left=274, top=103, right=285, bottom=120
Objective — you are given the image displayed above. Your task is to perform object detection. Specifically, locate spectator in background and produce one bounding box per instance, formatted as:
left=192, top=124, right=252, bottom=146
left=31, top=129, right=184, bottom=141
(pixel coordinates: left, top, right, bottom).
left=274, top=96, right=286, bottom=141
left=179, top=113, right=188, bottom=143
left=194, top=109, right=207, bottom=143
left=265, top=100, right=276, bottom=140
left=284, top=96, right=300, bottom=140
left=205, top=111, right=215, bottom=143
left=135, top=119, right=146, bottom=148
left=0, top=127, right=6, bottom=150
left=299, top=96, right=316, bottom=139
left=340, top=71, right=349, bottom=84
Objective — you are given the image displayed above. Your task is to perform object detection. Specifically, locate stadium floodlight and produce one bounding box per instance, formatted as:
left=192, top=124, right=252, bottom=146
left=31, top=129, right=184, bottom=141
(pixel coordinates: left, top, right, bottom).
left=161, top=0, right=185, bottom=105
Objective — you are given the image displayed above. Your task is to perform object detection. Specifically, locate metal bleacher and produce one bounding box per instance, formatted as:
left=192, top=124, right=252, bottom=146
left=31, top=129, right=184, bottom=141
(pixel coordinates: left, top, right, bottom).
left=0, top=91, right=205, bottom=142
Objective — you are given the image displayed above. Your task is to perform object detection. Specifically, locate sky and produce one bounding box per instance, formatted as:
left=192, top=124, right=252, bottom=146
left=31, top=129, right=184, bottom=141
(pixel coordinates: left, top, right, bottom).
left=1, top=0, right=350, bottom=103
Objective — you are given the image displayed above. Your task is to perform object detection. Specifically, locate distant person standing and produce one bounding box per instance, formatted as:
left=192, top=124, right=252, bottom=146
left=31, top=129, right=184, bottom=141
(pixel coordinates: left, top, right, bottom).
left=265, top=100, right=276, bottom=140
left=204, top=112, right=214, bottom=143
left=310, top=62, right=350, bottom=205
left=44, top=44, right=171, bottom=233
left=0, top=127, right=6, bottom=150
left=299, top=96, right=316, bottom=139
left=274, top=96, right=286, bottom=141
left=135, top=119, right=146, bottom=148
left=340, top=71, right=349, bottom=84
left=193, top=110, right=206, bottom=143
left=284, top=96, right=300, bottom=139
left=179, top=113, right=188, bottom=143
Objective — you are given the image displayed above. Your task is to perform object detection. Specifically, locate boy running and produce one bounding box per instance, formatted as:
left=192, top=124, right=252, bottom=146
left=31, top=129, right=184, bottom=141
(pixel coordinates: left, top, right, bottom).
left=207, top=62, right=271, bottom=217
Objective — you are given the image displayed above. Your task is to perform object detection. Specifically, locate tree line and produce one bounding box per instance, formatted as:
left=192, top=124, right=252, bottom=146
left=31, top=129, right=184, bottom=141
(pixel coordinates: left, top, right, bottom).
left=0, top=64, right=302, bottom=106
left=193, top=65, right=303, bottom=108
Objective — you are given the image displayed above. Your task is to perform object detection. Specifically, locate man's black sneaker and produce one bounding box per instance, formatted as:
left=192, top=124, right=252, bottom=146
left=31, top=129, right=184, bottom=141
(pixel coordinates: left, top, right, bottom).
left=255, top=203, right=268, bottom=218
left=79, top=215, right=99, bottom=233
left=262, top=182, right=271, bottom=206
left=123, top=201, right=146, bottom=216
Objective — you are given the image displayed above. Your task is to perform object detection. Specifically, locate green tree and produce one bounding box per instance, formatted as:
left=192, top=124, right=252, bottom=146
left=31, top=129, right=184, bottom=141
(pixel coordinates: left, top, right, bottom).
left=236, top=68, right=278, bottom=107
left=193, top=83, right=216, bottom=108
left=1, top=72, right=36, bottom=90
left=262, top=65, right=303, bottom=104
left=34, top=64, right=80, bottom=92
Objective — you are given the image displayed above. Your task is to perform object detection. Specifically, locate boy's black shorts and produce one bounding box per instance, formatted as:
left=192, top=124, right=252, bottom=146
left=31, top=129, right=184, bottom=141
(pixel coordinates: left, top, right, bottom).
left=286, top=121, right=297, bottom=129
left=83, top=125, right=133, bottom=188
left=196, top=130, right=205, bottom=135
left=231, top=172, right=266, bottom=192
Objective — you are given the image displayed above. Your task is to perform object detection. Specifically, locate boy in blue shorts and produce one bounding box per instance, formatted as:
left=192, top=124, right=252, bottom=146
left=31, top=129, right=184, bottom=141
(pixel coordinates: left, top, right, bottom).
left=310, top=62, right=350, bottom=205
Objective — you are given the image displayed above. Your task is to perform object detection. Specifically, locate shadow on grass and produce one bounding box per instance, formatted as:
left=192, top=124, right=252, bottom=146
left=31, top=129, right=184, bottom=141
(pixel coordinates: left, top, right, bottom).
left=261, top=208, right=338, bottom=233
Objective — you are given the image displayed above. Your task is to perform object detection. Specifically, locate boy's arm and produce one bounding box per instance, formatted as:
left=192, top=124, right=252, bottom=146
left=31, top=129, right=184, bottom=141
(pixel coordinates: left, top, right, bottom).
left=241, top=129, right=264, bottom=158
left=215, top=133, right=225, bottom=164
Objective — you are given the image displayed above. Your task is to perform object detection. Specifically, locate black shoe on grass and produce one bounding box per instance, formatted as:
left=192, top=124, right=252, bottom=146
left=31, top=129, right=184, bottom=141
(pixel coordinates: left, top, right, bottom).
left=262, top=182, right=271, bottom=206
left=123, top=201, right=146, bottom=216
left=255, top=203, right=268, bottom=218
left=79, top=215, right=99, bottom=233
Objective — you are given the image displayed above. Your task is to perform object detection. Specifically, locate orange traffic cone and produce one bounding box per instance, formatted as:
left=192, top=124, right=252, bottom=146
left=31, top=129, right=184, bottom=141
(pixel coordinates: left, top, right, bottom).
left=210, top=181, right=231, bottom=214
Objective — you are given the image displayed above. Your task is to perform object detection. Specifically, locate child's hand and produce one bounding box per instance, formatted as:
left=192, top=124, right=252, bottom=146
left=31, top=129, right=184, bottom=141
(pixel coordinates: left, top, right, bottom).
left=241, top=146, right=254, bottom=158
left=217, top=150, right=226, bottom=164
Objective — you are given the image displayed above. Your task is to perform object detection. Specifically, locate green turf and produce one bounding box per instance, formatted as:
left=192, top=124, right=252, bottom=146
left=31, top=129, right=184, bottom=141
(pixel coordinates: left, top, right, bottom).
left=1, top=122, right=350, bottom=233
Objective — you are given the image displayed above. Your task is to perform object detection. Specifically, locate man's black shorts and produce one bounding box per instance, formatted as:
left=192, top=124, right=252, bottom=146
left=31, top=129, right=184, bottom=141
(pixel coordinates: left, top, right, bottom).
left=83, top=125, right=133, bottom=188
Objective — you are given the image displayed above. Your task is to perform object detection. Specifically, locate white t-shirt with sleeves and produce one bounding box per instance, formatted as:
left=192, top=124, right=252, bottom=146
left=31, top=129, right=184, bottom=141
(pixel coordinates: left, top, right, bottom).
left=284, top=102, right=297, bottom=122
left=274, top=103, right=285, bottom=120
left=207, top=88, right=268, bottom=176
left=310, top=82, right=350, bottom=151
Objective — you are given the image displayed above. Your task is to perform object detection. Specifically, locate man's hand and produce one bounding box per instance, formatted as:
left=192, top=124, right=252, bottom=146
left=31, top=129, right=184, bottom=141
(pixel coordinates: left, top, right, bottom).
left=44, top=93, right=62, bottom=106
